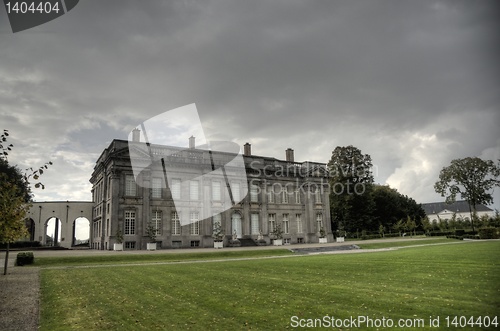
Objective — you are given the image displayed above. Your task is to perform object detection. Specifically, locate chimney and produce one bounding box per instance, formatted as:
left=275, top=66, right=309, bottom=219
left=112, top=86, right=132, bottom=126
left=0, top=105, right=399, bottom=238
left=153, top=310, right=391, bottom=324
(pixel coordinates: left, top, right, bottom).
left=286, top=148, right=294, bottom=162
left=132, top=128, right=140, bottom=142
left=189, top=136, right=195, bottom=149
left=244, top=143, right=251, bottom=156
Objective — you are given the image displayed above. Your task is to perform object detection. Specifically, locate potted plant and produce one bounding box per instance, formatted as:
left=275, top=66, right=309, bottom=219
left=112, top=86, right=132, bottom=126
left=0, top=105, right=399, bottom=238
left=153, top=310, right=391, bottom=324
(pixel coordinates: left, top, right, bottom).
left=336, top=229, right=345, bottom=243
left=319, top=227, right=327, bottom=244
left=271, top=223, right=283, bottom=246
left=256, top=229, right=267, bottom=246
left=229, top=230, right=241, bottom=247
left=146, top=222, right=157, bottom=251
left=114, top=228, right=124, bottom=251
left=212, top=222, right=224, bottom=249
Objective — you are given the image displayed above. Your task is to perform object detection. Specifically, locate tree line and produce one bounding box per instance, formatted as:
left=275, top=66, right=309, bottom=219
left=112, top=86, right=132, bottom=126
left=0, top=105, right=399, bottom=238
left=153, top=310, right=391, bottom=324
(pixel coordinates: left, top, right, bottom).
left=328, top=145, right=500, bottom=237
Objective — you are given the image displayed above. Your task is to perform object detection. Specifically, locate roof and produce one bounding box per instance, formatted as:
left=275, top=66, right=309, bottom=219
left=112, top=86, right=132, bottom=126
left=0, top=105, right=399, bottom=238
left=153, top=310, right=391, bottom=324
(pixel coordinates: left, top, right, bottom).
left=421, top=201, right=493, bottom=215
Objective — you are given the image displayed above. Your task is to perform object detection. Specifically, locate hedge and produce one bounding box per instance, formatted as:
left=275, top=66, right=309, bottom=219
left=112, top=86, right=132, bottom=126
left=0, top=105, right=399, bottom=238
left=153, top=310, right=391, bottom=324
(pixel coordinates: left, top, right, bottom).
left=16, top=252, right=34, bottom=266
left=477, top=227, right=500, bottom=239
left=0, top=241, right=41, bottom=249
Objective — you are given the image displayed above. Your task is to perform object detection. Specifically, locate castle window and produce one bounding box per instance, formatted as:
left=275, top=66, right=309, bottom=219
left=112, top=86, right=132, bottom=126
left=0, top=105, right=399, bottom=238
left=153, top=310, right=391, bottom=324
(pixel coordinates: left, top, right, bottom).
left=190, top=181, right=199, bottom=200
left=190, top=212, right=200, bottom=235
left=268, top=190, right=275, bottom=203
left=125, top=175, right=136, bottom=196
left=212, top=181, right=221, bottom=201
left=295, top=190, right=301, bottom=204
left=152, top=210, right=162, bottom=235
left=124, top=210, right=136, bottom=235
left=283, top=214, right=290, bottom=234
left=282, top=189, right=289, bottom=204
left=250, top=184, right=259, bottom=203
left=152, top=177, right=162, bottom=198
left=316, top=213, right=323, bottom=232
left=296, top=214, right=303, bottom=233
left=268, top=213, right=276, bottom=233
left=171, top=212, right=180, bottom=235
left=251, top=213, right=260, bottom=235
left=231, top=182, right=240, bottom=202
left=315, top=187, right=321, bottom=203
left=171, top=179, right=181, bottom=200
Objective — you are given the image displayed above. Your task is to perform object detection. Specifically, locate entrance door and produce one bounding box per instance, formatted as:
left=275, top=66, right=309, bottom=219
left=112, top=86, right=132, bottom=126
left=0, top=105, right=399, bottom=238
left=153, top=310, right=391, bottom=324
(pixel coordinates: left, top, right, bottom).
left=231, top=213, right=242, bottom=238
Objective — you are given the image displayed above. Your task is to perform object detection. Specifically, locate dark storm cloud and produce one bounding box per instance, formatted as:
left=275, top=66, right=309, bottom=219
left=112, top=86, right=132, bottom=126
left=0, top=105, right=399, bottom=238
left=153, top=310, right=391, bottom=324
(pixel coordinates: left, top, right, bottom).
left=0, top=0, right=498, bottom=205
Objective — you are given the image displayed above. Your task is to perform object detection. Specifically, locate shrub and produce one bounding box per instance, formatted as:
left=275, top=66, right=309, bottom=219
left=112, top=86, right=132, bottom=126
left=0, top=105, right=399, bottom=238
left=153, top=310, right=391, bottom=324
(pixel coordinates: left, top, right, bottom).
left=477, top=227, right=500, bottom=239
left=16, top=252, right=34, bottom=266
left=0, top=241, right=41, bottom=249
left=383, top=233, right=401, bottom=238
left=462, top=234, right=480, bottom=240
left=446, top=235, right=463, bottom=240
left=427, top=231, right=452, bottom=237
left=361, top=234, right=382, bottom=240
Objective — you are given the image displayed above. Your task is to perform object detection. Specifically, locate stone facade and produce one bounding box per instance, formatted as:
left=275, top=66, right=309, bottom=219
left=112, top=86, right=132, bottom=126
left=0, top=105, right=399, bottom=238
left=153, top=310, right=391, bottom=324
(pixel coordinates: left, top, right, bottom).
left=25, top=201, right=93, bottom=249
left=89, top=139, right=331, bottom=250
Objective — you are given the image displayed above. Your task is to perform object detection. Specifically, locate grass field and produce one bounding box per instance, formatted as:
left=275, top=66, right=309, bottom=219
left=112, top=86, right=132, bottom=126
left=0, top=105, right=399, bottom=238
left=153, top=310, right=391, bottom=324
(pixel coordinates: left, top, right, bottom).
left=33, top=248, right=293, bottom=267
left=40, top=241, right=500, bottom=330
left=357, top=238, right=461, bottom=249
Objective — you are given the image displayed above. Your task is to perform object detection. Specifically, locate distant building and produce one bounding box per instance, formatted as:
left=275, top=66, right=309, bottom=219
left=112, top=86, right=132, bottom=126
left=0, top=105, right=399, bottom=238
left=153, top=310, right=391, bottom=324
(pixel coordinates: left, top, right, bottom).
left=89, top=136, right=331, bottom=250
left=421, top=201, right=495, bottom=222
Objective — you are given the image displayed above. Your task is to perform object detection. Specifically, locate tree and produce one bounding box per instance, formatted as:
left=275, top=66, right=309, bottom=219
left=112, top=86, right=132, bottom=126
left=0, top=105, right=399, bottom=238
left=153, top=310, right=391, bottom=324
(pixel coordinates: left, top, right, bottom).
left=328, top=145, right=375, bottom=233
left=434, top=157, right=500, bottom=232
left=378, top=224, right=385, bottom=238
left=421, top=216, right=433, bottom=235
left=393, top=219, right=404, bottom=236
left=146, top=222, right=157, bottom=243
left=371, top=184, right=425, bottom=234
left=405, top=216, right=416, bottom=237
left=1, top=129, right=52, bottom=275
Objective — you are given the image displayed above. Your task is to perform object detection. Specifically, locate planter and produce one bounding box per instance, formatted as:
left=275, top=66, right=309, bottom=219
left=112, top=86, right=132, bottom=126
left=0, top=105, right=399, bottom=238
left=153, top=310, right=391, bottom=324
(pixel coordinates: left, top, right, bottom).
left=273, top=239, right=283, bottom=246
left=213, top=241, right=223, bottom=249
left=113, top=243, right=123, bottom=251
left=336, top=237, right=345, bottom=243
left=147, top=242, right=157, bottom=251
left=319, top=237, right=327, bottom=244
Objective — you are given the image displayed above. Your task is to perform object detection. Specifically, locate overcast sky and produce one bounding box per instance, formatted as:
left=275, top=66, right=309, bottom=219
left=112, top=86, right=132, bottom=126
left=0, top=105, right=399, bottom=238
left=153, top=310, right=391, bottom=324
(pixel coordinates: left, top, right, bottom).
left=1, top=0, right=499, bottom=210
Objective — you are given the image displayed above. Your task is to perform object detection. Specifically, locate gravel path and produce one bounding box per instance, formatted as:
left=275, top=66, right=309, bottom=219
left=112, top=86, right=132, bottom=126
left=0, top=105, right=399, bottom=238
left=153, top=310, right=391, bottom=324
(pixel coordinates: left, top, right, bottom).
left=0, top=262, right=39, bottom=331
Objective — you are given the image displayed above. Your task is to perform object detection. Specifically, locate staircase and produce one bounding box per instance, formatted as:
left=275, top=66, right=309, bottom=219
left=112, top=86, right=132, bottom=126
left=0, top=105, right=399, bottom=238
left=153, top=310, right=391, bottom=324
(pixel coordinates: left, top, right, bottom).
left=238, top=238, right=257, bottom=247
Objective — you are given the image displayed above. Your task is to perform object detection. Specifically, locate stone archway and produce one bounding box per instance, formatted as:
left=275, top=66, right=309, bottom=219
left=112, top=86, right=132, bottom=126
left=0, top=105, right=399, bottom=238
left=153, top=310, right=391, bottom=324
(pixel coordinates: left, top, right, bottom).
left=45, top=217, right=62, bottom=246
left=27, top=201, right=93, bottom=249
left=72, top=217, right=90, bottom=246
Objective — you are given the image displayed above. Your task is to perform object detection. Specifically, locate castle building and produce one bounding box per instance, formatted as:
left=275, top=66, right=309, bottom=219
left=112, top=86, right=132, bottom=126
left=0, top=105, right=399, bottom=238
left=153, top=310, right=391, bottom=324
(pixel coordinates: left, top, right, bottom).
left=89, top=136, right=331, bottom=250
left=422, top=201, right=495, bottom=223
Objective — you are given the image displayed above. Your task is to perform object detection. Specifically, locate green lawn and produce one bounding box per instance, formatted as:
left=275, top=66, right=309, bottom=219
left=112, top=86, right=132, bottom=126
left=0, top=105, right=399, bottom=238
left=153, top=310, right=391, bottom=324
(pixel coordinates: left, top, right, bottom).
left=357, top=237, right=459, bottom=249
left=40, top=241, right=500, bottom=330
left=34, top=249, right=293, bottom=267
